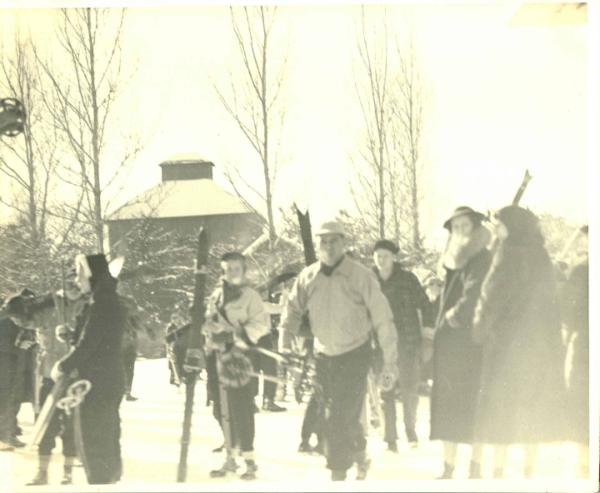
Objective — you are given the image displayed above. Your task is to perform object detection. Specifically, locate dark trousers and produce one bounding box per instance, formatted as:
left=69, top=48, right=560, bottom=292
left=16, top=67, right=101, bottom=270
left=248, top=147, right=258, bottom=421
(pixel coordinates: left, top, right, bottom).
left=78, top=390, right=123, bottom=484
left=381, top=344, right=420, bottom=443
left=0, top=353, right=24, bottom=442
left=301, top=391, right=324, bottom=446
left=207, top=352, right=256, bottom=453
left=315, top=341, right=371, bottom=471
left=250, top=332, right=278, bottom=401
left=122, top=347, right=137, bottom=395
left=38, top=378, right=76, bottom=457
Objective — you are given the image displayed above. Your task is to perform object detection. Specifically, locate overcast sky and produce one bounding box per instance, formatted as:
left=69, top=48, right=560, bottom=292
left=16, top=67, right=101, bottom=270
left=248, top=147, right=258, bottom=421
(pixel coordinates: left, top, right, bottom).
left=0, top=2, right=589, bottom=249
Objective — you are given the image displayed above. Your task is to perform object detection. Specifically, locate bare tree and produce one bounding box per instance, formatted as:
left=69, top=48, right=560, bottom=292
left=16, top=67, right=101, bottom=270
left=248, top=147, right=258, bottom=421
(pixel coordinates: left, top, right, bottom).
left=352, top=8, right=426, bottom=251
left=214, top=6, right=287, bottom=246
left=33, top=8, right=140, bottom=253
left=0, top=35, right=56, bottom=248
left=0, top=34, right=65, bottom=292
left=353, top=7, right=391, bottom=239
left=391, top=40, right=424, bottom=250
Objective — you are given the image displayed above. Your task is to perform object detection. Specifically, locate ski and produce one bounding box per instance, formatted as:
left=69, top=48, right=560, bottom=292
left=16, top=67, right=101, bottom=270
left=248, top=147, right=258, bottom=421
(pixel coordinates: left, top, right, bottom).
left=176, top=228, right=209, bottom=483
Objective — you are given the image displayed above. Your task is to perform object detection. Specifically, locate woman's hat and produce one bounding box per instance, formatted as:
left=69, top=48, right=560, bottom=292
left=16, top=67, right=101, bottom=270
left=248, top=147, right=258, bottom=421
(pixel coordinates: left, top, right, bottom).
left=443, top=206, right=487, bottom=231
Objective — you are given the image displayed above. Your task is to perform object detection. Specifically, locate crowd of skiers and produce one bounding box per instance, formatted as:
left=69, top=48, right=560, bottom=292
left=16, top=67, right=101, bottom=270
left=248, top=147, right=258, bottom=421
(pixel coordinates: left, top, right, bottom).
left=0, top=203, right=590, bottom=485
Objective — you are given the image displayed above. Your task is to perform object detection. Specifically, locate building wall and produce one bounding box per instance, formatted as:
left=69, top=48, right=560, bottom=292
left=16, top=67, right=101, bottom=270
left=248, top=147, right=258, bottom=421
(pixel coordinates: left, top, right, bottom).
left=106, top=212, right=263, bottom=257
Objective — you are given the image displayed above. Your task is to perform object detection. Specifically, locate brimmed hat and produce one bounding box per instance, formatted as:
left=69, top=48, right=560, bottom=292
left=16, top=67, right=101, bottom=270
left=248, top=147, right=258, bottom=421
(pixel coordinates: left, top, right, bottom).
left=315, top=220, right=345, bottom=237
left=443, top=206, right=487, bottom=231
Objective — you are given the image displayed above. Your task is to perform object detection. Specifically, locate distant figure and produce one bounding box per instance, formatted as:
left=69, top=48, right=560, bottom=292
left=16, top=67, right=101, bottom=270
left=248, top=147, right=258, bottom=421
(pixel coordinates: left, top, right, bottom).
left=372, top=239, right=434, bottom=451
left=0, top=309, right=28, bottom=451
left=430, top=206, right=492, bottom=479
left=472, top=206, right=568, bottom=478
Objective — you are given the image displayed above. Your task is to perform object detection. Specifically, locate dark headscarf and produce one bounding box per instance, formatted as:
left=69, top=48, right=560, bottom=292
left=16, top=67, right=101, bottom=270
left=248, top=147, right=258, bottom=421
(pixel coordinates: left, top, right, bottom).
left=496, top=206, right=544, bottom=247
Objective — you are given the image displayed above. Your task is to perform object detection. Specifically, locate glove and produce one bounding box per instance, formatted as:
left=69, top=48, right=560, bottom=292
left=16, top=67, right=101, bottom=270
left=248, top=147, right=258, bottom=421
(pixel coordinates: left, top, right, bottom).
left=379, top=365, right=397, bottom=392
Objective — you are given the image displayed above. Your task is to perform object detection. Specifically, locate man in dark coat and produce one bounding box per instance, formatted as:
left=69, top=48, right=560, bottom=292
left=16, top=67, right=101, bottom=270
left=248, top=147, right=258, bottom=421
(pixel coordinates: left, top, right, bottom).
left=52, top=254, right=127, bottom=485
left=430, top=206, right=492, bottom=479
left=0, top=310, right=28, bottom=451
left=372, top=239, right=434, bottom=451
left=472, top=206, right=568, bottom=478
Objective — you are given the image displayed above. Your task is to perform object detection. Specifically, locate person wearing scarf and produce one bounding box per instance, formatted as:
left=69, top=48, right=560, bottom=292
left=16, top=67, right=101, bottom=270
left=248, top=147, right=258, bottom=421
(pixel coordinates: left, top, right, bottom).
left=51, top=254, right=126, bottom=485
left=281, top=221, right=398, bottom=482
left=471, top=206, right=568, bottom=478
left=430, top=206, right=492, bottom=479
left=203, top=251, right=270, bottom=481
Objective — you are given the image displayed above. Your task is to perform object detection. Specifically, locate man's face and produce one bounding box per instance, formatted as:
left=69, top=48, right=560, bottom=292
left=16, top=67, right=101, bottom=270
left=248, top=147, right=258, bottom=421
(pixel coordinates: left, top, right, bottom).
left=317, top=234, right=345, bottom=266
left=222, top=259, right=246, bottom=286
left=373, top=249, right=395, bottom=273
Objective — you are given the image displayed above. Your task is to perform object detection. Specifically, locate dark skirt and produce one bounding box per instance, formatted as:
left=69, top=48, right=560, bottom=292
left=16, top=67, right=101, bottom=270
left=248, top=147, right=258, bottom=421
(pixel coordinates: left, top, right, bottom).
left=430, top=325, right=482, bottom=443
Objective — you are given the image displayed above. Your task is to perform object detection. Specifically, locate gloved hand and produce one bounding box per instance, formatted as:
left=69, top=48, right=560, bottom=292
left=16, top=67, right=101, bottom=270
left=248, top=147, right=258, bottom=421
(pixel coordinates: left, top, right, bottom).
left=379, top=364, right=397, bottom=392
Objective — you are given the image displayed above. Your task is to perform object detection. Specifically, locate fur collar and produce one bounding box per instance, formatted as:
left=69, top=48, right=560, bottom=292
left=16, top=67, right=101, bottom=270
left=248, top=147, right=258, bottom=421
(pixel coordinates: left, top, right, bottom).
left=440, top=225, right=491, bottom=271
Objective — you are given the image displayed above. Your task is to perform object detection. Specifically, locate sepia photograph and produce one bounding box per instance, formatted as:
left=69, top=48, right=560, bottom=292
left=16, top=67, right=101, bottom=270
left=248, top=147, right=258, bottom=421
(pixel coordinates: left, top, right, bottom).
left=0, top=0, right=597, bottom=491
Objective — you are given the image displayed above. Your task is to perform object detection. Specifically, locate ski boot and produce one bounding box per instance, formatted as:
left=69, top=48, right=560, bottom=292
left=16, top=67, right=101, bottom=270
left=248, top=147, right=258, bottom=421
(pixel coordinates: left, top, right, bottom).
left=331, top=469, right=346, bottom=481
left=469, top=461, right=482, bottom=479
left=356, top=452, right=371, bottom=480
left=61, top=466, right=73, bottom=485
left=27, top=470, right=49, bottom=486
left=240, top=460, right=258, bottom=480
left=437, top=462, right=454, bottom=479
left=210, top=456, right=238, bottom=478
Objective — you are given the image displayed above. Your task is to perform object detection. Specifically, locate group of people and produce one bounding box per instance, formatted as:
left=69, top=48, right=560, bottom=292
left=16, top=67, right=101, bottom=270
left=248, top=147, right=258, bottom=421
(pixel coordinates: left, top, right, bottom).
left=192, top=204, right=589, bottom=482
left=0, top=202, right=590, bottom=485
left=0, top=255, right=142, bottom=485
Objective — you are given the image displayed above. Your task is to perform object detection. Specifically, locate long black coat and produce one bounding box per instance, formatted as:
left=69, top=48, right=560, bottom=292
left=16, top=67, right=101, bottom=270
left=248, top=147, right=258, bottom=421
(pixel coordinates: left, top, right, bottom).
left=430, top=248, right=492, bottom=443
left=59, top=277, right=126, bottom=484
left=472, top=241, right=567, bottom=444
left=0, top=318, right=27, bottom=441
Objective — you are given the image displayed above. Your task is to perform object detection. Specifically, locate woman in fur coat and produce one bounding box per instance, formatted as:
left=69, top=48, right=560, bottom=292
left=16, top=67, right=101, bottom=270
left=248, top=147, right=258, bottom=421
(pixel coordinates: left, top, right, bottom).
left=472, top=205, right=567, bottom=478
left=430, top=206, right=492, bottom=479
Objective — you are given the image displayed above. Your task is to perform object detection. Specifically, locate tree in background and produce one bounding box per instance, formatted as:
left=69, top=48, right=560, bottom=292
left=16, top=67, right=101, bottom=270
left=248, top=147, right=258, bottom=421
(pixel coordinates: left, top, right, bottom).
left=352, top=8, right=426, bottom=255
left=0, top=33, right=91, bottom=295
left=214, top=6, right=288, bottom=247
left=33, top=8, right=141, bottom=253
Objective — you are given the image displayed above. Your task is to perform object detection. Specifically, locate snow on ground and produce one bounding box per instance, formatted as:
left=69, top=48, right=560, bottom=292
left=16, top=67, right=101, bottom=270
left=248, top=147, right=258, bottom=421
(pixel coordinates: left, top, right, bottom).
left=1, top=358, right=593, bottom=492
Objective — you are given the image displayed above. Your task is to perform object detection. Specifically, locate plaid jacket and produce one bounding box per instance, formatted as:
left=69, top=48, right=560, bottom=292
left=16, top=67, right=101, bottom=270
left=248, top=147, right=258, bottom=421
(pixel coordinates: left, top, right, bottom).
left=374, top=263, right=433, bottom=348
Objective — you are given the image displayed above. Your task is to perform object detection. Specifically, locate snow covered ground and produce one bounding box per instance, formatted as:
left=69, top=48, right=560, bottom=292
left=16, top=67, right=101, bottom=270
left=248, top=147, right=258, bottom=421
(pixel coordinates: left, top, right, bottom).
left=1, top=358, right=594, bottom=492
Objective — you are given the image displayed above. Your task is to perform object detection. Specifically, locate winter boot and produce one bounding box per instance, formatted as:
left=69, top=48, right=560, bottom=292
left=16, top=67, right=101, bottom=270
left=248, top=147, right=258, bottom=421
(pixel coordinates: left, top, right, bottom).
left=437, top=462, right=454, bottom=479
left=386, top=440, right=398, bottom=452
left=331, top=469, right=346, bottom=481
left=27, top=455, right=51, bottom=486
left=406, top=429, right=419, bottom=448
left=210, top=456, right=238, bottom=478
left=62, top=457, right=75, bottom=485
left=240, top=459, right=258, bottom=480
left=469, top=461, right=482, bottom=479
left=262, top=398, right=286, bottom=412
left=355, top=451, right=371, bottom=480
left=298, top=441, right=313, bottom=454
left=27, top=470, right=49, bottom=486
